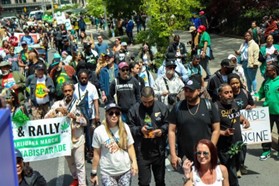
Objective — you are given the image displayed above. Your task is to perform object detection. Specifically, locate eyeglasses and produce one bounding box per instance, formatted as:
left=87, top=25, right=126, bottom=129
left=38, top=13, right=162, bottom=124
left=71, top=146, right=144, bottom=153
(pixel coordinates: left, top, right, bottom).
left=121, top=69, right=129, bottom=72
left=108, top=111, right=121, bottom=116
left=196, top=151, right=210, bottom=157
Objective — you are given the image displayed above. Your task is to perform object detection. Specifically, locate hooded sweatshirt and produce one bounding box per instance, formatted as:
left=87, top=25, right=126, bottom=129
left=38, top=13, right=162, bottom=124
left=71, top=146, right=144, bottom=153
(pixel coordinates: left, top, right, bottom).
left=109, top=75, right=140, bottom=112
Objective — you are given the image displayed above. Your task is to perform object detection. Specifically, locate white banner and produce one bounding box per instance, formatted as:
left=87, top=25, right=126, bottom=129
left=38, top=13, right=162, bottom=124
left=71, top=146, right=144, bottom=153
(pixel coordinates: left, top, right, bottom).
left=13, top=117, right=71, bottom=162
left=55, top=12, right=67, bottom=25
left=65, top=19, right=72, bottom=31
left=240, top=107, right=272, bottom=144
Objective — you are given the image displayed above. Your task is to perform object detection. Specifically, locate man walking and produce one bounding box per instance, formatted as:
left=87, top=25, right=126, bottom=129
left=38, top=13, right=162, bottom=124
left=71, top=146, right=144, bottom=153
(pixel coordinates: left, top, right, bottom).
left=168, top=78, right=220, bottom=168
left=197, top=25, right=212, bottom=80
left=45, top=82, right=87, bottom=186
left=128, top=87, right=169, bottom=186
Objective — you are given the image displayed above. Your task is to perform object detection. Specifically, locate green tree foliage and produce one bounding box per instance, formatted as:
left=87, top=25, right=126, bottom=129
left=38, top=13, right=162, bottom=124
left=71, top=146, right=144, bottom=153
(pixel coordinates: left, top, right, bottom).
left=203, top=0, right=279, bottom=34
left=106, top=0, right=142, bottom=18
left=138, top=0, right=200, bottom=54
left=87, top=0, right=105, bottom=17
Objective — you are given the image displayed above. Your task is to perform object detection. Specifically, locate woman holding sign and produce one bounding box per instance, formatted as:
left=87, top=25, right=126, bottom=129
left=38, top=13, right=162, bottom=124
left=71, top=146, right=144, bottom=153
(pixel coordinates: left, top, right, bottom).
left=91, top=103, right=138, bottom=186
left=229, top=73, right=256, bottom=177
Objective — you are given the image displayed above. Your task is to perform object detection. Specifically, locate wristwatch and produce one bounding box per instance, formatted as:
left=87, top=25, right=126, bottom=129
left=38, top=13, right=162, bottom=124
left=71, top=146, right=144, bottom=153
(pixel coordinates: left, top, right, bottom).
left=182, top=176, right=190, bottom=184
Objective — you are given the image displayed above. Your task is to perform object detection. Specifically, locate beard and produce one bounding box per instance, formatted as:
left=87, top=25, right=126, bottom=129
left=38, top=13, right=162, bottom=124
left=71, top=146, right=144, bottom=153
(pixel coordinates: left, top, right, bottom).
left=65, top=95, right=73, bottom=103
left=80, top=81, right=88, bottom=86
left=222, top=97, right=234, bottom=105
left=186, top=94, right=199, bottom=104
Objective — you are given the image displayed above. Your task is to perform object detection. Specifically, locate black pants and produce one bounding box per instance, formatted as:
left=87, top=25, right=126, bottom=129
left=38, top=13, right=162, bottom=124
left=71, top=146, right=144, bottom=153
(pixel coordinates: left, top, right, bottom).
left=262, top=114, right=279, bottom=151
left=218, top=150, right=239, bottom=186
left=126, top=31, right=133, bottom=44
left=137, top=154, right=165, bottom=186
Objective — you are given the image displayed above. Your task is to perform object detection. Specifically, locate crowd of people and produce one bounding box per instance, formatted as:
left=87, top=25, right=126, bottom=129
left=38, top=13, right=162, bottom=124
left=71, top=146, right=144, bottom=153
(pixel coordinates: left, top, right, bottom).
left=0, top=10, right=279, bottom=186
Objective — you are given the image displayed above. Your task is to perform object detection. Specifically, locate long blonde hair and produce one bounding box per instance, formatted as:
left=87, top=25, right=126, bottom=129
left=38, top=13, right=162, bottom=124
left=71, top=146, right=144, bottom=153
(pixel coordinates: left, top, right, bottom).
left=103, top=114, right=128, bottom=150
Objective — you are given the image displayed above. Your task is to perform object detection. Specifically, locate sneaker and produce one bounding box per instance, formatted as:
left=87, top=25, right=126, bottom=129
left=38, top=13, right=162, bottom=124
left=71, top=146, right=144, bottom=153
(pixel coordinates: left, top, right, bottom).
left=69, top=179, right=79, bottom=186
left=237, top=170, right=242, bottom=178
left=276, top=151, right=279, bottom=159
left=240, top=165, right=248, bottom=174
left=259, top=150, right=271, bottom=160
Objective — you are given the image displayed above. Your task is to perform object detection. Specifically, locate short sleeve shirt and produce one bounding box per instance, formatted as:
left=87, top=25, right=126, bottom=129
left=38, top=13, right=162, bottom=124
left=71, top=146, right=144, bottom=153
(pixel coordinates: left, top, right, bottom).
left=92, top=124, right=134, bottom=176
left=199, top=31, right=211, bottom=48
left=234, top=89, right=254, bottom=109
left=168, top=99, right=219, bottom=160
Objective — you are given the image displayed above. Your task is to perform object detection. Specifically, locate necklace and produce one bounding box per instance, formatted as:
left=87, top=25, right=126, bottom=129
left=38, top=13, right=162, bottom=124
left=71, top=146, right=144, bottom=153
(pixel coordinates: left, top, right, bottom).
left=187, top=101, right=200, bottom=116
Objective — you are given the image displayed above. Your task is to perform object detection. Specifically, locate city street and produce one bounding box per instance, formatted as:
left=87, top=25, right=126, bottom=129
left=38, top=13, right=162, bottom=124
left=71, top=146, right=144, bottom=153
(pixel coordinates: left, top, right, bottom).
left=32, top=29, right=279, bottom=186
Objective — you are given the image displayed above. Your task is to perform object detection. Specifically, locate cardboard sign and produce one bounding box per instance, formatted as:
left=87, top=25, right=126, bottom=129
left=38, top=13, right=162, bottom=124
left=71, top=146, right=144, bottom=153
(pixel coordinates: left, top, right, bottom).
left=14, top=32, right=40, bottom=44
left=240, top=107, right=272, bottom=144
left=13, top=117, right=71, bottom=162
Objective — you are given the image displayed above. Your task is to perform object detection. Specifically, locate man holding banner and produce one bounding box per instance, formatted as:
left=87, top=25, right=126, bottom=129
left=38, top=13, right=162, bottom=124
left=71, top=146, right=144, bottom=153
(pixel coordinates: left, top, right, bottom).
left=45, top=82, right=87, bottom=186
left=258, top=63, right=279, bottom=160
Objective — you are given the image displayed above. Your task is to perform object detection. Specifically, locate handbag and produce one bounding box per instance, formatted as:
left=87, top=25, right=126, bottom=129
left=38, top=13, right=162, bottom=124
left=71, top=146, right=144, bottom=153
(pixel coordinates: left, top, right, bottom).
left=163, top=78, right=178, bottom=105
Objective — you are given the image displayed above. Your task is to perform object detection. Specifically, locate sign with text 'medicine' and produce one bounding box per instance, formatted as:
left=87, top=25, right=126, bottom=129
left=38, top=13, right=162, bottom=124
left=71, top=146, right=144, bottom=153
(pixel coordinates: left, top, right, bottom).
left=240, top=107, right=271, bottom=144
left=13, top=117, right=71, bottom=162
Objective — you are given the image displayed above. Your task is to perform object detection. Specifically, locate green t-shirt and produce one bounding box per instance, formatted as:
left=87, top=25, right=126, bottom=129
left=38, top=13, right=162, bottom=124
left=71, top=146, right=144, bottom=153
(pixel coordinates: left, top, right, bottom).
left=199, top=31, right=211, bottom=48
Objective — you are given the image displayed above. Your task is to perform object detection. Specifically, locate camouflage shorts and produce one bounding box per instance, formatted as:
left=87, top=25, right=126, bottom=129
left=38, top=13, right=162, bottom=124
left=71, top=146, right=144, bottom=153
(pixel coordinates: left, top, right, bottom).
left=31, top=104, right=50, bottom=120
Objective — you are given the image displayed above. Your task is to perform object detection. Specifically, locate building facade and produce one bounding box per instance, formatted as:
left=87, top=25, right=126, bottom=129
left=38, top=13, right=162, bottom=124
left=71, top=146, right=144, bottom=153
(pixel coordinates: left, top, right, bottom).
left=0, top=0, right=51, bottom=16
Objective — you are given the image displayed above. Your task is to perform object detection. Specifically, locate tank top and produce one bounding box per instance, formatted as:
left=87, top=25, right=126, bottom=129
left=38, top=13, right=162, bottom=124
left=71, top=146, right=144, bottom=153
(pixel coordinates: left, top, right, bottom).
left=192, top=165, right=223, bottom=186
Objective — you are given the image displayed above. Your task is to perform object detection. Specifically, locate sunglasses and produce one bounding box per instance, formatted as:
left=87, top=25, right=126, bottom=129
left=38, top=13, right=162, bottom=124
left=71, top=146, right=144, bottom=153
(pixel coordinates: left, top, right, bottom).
left=167, top=66, right=176, bottom=69
left=108, top=111, right=121, bottom=116
left=121, top=69, right=129, bottom=72
left=196, top=151, right=210, bottom=156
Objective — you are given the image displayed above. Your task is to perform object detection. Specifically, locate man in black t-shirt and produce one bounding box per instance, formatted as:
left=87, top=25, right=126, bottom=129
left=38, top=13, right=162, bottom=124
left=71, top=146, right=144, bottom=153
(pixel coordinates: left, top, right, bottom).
left=215, top=84, right=250, bottom=186
left=168, top=78, right=220, bottom=169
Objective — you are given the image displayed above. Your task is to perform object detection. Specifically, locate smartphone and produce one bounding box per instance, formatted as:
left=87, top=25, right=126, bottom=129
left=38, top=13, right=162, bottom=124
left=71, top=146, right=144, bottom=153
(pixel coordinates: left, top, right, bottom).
left=228, top=128, right=235, bottom=134
left=146, top=125, right=154, bottom=130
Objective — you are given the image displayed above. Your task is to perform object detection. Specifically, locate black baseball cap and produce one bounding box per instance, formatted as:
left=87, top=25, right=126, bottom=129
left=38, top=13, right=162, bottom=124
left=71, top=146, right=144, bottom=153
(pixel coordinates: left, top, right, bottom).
left=15, top=149, right=23, bottom=159
left=184, top=78, right=201, bottom=90
left=104, top=103, right=121, bottom=112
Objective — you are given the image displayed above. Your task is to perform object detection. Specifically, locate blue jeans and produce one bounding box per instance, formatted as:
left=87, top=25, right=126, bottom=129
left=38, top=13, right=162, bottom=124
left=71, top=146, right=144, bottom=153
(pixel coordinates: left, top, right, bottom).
left=242, top=60, right=258, bottom=92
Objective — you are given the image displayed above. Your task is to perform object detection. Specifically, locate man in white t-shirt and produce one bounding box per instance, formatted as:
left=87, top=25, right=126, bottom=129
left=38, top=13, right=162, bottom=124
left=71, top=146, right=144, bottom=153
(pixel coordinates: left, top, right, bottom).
left=74, top=69, right=99, bottom=162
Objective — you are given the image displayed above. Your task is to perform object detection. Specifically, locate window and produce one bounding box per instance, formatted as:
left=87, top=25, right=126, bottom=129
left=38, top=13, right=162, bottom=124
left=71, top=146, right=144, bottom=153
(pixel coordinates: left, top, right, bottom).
left=2, top=0, right=11, bottom=4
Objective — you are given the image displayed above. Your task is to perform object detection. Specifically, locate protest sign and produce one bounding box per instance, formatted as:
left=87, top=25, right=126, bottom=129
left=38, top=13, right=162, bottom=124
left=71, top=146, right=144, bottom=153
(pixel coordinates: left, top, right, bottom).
left=0, top=109, right=18, bottom=186
left=13, top=117, right=71, bottom=162
left=240, top=107, right=271, bottom=144
left=14, top=32, right=40, bottom=44
left=65, top=19, right=72, bottom=31
left=55, top=12, right=67, bottom=25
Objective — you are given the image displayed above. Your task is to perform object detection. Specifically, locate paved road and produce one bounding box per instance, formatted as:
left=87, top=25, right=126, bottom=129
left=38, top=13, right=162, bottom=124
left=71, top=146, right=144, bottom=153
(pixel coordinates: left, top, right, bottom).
left=32, top=29, right=279, bottom=186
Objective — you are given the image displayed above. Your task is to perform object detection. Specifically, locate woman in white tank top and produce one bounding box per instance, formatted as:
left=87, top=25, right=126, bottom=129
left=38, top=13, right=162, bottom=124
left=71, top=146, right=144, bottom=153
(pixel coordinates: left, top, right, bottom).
left=182, top=139, right=229, bottom=186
